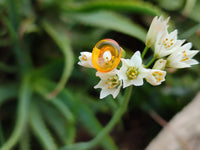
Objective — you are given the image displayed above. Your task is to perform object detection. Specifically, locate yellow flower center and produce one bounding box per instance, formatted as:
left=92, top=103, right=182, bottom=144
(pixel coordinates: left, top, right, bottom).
left=82, top=55, right=87, bottom=61
left=181, top=50, right=189, bottom=62
left=126, top=67, right=138, bottom=80
left=106, top=75, right=120, bottom=89
left=152, top=71, right=163, bottom=83
left=162, top=38, right=174, bottom=49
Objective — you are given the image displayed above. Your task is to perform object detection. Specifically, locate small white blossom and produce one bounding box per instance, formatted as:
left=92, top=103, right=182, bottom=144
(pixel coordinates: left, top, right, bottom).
left=94, top=70, right=122, bottom=99
left=146, top=16, right=169, bottom=48
left=145, top=69, right=166, bottom=86
left=117, top=51, right=146, bottom=88
left=166, top=43, right=199, bottom=68
left=154, top=30, right=185, bottom=58
left=78, top=52, right=93, bottom=68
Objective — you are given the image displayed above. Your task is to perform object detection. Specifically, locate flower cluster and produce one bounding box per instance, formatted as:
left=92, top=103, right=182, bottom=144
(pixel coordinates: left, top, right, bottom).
left=78, top=16, right=199, bottom=99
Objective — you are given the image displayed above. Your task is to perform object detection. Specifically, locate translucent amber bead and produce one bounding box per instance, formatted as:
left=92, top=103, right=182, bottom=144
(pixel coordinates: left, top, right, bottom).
left=92, top=39, right=121, bottom=72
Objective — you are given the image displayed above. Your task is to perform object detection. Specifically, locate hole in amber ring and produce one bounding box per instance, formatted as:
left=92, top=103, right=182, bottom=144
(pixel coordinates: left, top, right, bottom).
left=92, top=39, right=121, bottom=72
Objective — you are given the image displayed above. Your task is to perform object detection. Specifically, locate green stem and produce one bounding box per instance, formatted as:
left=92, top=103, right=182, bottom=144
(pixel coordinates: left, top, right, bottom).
left=146, top=57, right=156, bottom=68
left=60, top=86, right=133, bottom=150
left=141, top=46, right=149, bottom=59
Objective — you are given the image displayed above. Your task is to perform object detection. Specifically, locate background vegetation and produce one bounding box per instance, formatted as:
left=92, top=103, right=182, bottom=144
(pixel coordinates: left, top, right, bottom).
left=0, top=0, right=199, bottom=149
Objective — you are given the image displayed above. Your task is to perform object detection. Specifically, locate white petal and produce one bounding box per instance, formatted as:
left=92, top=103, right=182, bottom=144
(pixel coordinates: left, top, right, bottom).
left=131, top=51, right=142, bottom=67
left=185, top=59, right=199, bottom=66
left=94, top=80, right=106, bottom=89
left=131, top=77, right=144, bottom=86
left=153, top=59, right=166, bottom=70
left=123, top=79, right=133, bottom=88
left=100, top=89, right=111, bottom=99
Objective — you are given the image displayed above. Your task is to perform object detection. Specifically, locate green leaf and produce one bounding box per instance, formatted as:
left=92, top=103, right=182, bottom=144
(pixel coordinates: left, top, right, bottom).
left=34, top=80, right=76, bottom=144
left=0, top=83, right=18, bottom=105
left=19, top=128, right=31, bottom=150
left=62, top=11, right=146, bottom=42
left=61, top=0, right=164, bottom=16
left=42, top=21, right=74, bottom=96
left=188, top=0, right=200, bottom=22
left=157, top=0, right=184, bottom=11
left=30, top=101, right=58, bottom=150
left=1, top=75, right=32, bottom=150
left=36, top=78, right=118, bottom=150
left=38, top=100, right=76, bottom=145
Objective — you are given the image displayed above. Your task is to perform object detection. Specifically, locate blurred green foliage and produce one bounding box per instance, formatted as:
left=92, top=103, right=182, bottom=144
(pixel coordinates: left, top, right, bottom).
left=0, top=0, right=199, bottom=150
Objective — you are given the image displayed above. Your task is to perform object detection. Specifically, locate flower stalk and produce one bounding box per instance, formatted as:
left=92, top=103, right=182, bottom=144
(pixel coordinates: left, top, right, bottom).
left=141, top=46, right=149, bottom=59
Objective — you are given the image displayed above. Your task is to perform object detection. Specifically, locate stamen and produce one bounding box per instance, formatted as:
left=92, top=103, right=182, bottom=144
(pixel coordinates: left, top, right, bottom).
left=182, top=58, right=189, bottom=62
left=126, top=67, right=138, bottom=80
left=82, top=55, right=87, bottom=61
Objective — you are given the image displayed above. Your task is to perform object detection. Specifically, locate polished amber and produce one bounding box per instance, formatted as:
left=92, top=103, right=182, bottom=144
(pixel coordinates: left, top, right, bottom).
left=92, top=39, right=121, bottom=72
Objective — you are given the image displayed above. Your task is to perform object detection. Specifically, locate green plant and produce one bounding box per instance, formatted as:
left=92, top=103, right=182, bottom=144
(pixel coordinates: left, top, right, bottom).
left=0, top=0, right=199, bottom=150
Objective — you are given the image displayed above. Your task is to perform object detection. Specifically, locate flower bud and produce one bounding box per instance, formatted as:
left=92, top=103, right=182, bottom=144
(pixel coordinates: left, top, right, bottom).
left=153, top=59, right=166, bottom=70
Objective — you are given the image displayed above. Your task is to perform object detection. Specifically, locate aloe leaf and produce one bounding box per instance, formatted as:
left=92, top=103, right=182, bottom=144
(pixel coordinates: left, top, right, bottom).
left=30, top=101, right=57, bottom=150
left=42, top=21, right=74, bottom=97
left=1, top=75, right=31, bottom=150
left=34, top=78, right=76, bottom=144
left=38, top=100, right=76, bottom=145
left=62, top=11, right=146, bottom=42
left=0, top=83, right=18, bottom=106
left=19, top=128, right=30, bottom=150
left=35, top=78, right=118, bottom=150
left=61, top=1, right=163, bottom=16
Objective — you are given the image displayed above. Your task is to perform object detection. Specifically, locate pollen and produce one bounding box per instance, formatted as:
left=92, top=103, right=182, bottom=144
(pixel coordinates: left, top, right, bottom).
left=162, top=37, right=175, bottom=49
left=82, top=55, right=87, bottom=61
left=126, top=67, right=138, bottom=80
left=153, top=71, right=163, bottom=83
left=182, top=58, right=189, bottom=62
left=106, top=75, right=120, bottom=89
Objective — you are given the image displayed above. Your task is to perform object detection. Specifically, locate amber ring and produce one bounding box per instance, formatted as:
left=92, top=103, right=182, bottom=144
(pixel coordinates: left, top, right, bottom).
left=92, top=39, right=122, bottom=73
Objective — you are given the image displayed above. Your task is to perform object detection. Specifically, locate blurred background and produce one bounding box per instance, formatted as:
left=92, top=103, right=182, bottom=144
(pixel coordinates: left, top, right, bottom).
left=0, top=0, right=200, bottom=150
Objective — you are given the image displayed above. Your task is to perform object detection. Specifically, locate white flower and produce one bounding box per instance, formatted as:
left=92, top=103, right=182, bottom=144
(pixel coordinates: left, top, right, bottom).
left=166, top=43, right=199, bottom=68
left=78, top=52, right=93, bottom=68
left=145, top=69, right=166, bottom=86
left=117, top=51, right=147, bottom=88
left=153, top=59, right=167, bottom=70
left=154, top=30, right=185, bottom=58
left=94, top=70, right=122, bottom=99
left=146, top=16, right=169, bottom=48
